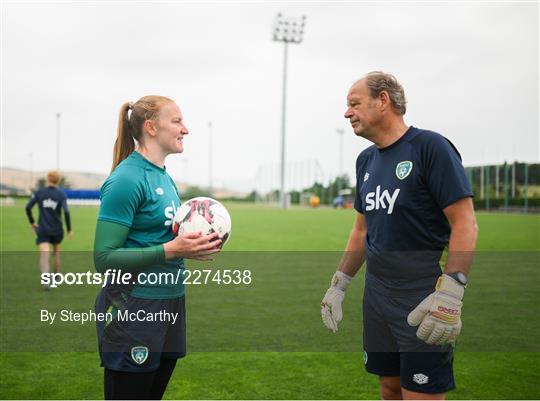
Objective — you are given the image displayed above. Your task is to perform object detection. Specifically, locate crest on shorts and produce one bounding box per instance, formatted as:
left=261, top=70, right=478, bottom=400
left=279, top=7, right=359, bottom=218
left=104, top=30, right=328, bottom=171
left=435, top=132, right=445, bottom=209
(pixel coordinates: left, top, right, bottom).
left=395, top=161, right=413, bottom=180
left=131, top=346, right=148, bottom=365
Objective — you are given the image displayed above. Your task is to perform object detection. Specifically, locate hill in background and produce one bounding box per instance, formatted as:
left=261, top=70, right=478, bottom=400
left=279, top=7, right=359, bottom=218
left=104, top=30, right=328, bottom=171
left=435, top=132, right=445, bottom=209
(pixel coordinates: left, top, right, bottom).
left=0, top=167, right=245, bottom=198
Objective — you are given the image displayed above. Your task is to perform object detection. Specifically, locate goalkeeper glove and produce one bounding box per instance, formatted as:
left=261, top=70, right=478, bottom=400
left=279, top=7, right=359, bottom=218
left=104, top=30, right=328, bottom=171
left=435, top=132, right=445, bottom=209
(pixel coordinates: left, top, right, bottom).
left=407, top=274, right=465, bottom=345
left=321, top=271, right=352, bottom=332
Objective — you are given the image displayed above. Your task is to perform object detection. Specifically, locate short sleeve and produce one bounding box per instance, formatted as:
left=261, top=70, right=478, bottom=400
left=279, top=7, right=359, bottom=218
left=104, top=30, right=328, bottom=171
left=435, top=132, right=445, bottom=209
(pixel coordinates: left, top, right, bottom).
left=354, top=152, right=369, bottom=214
left=422, top=134, right=473, bottom=210
left=98, top=172, right=144, bottom=227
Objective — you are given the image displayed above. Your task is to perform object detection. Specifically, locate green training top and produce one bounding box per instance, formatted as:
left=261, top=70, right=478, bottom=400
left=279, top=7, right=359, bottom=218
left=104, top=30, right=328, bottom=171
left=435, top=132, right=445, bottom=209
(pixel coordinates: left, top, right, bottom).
left=96, top=151, right=184, bottom=299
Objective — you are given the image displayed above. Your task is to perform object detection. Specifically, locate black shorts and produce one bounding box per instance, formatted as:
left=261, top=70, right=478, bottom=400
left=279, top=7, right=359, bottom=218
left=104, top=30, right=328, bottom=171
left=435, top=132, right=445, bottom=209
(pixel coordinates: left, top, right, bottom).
left=95, top=288, right=186, bottom=373
left=363, top=285, right=455, bottom=394
left=36, top=232, right=63, bottom=245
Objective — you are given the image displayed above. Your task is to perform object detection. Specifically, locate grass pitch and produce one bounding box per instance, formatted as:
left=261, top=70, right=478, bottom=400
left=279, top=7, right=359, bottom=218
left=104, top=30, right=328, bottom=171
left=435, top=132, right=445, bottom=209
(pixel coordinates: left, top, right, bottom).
left=1, top=201, right=539, bottom=399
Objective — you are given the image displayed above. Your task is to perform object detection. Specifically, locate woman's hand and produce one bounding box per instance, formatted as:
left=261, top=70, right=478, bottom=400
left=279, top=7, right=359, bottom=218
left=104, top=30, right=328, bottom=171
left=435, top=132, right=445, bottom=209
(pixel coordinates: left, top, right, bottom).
left=163, top=232, right=222, bottom=261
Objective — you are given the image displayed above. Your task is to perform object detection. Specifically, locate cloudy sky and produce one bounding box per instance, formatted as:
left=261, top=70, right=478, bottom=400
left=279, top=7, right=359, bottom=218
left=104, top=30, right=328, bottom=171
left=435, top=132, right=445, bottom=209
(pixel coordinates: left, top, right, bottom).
left=2, top=1, right=538, bottom=192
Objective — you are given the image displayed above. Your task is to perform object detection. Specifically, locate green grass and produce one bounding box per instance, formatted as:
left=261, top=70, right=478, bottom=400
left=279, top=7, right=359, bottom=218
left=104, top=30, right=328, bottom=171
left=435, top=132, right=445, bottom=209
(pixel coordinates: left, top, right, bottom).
left=4, top=201, right=538, bottom=251
left=2, top=352, right=538, bottom=400
left=1, top=201, right=539, bottom=399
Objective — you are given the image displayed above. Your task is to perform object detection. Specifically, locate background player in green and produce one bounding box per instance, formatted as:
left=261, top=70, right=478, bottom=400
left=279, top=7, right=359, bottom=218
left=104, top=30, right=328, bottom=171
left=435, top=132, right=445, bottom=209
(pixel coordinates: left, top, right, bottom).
left=25, top=170, right=73, bottom=290
left=94, top=95, right=222, bottom=400
left=321, top=72, right=478, bottom=400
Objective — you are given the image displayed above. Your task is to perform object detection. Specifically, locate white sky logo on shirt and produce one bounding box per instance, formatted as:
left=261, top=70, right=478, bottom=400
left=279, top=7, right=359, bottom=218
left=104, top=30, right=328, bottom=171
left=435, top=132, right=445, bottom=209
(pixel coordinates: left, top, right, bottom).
left=365, top=186, right=400, bottom=214
left=42, top=198, right=58, bottom=209
left=164, top=200, right=180, bottom=227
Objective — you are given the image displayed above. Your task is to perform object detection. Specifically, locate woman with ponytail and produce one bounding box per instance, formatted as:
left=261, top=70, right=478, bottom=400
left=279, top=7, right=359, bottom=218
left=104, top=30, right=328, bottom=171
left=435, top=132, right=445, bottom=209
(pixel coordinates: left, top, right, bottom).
left=94, top=96, right=221, bottom=399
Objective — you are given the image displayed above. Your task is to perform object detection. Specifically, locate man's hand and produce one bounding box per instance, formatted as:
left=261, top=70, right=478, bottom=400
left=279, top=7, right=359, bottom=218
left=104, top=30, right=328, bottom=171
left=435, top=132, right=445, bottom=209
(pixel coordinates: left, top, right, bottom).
left=321, top=271, right=352, bottom=332
left=407, top=274, right=465, bottom=345
left=31, top=223, right=38, bottom=233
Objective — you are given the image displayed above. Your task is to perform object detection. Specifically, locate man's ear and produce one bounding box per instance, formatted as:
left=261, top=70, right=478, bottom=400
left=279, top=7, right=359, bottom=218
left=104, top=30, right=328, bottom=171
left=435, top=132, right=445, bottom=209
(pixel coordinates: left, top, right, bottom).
left=379, top=90, right=390, bottom=112
left=143, top=119, right=157, bottom=137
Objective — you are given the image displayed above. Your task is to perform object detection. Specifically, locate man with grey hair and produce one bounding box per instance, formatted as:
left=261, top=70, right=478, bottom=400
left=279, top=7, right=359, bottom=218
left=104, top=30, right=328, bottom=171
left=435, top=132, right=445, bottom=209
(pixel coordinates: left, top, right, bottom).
left=321, top=72, right=478, bottom=399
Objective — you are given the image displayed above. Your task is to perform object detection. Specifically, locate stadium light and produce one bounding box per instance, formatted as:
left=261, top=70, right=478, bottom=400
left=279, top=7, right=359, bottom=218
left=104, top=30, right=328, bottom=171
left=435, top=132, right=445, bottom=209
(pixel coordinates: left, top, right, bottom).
left=272, top=13, right=306, bottom=209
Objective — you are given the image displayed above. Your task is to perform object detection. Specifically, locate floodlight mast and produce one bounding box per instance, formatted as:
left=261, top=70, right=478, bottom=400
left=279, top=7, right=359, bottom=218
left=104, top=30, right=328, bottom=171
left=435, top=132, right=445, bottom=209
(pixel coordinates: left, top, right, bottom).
left=272, top=13, right=306, bottom=209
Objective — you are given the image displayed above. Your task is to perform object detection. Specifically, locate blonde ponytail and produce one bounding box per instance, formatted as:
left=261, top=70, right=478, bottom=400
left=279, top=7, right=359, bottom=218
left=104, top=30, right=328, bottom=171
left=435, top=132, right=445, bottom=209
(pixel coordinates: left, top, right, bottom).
left=111, top=102, right=135, bottom=172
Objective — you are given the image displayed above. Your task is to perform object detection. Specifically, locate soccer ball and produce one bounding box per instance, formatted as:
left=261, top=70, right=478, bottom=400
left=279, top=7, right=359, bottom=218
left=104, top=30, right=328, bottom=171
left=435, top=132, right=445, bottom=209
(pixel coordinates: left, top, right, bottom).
left=172, top=197, right=231, bottom=247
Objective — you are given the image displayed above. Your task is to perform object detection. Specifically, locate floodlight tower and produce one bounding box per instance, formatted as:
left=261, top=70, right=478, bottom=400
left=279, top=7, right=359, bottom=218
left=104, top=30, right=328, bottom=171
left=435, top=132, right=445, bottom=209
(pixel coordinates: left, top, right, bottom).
left=272, top=13, right=306, bottom=209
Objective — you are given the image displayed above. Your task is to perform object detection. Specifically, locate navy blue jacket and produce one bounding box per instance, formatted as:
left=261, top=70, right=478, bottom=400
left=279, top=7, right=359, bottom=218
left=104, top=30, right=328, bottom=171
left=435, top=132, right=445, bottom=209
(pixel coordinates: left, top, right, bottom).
left=25, top=186, right=71, bottom=235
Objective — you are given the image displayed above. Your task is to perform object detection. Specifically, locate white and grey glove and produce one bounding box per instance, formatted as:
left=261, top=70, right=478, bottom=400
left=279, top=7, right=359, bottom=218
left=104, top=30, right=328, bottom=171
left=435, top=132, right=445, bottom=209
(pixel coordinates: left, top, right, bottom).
left=407, top=274, right=465, bottom=345
left=321, top=271, right=352, bottom=332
